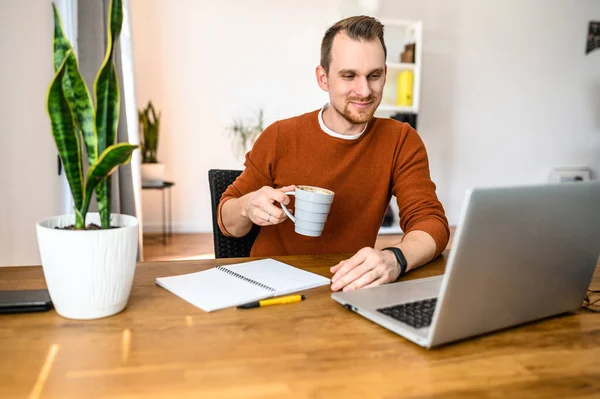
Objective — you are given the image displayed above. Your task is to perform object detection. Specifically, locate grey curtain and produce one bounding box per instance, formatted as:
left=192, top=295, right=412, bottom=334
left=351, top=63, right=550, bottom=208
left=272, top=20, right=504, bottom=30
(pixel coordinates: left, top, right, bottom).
left=78, top=0, right=143, bottom=258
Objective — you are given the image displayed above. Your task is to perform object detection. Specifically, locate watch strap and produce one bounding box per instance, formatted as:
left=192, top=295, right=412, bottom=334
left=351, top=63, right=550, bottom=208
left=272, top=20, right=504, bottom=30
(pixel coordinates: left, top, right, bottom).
left=382, top=247, right=408, bottom=275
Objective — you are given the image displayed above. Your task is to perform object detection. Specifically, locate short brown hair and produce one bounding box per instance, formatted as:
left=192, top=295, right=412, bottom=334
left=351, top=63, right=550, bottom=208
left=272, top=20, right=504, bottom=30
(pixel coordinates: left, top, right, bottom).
left=320, top=16, right=387, bottom=74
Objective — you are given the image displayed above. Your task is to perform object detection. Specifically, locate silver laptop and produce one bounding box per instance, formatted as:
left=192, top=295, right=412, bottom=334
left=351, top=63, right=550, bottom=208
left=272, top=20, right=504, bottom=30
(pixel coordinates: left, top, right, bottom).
left=332, top=181, right=600, bottom=348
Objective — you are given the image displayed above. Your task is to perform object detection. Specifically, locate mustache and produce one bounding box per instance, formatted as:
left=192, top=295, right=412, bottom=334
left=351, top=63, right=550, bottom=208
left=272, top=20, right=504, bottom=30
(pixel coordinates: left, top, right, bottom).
left=346, top=96, right=376, bottom=103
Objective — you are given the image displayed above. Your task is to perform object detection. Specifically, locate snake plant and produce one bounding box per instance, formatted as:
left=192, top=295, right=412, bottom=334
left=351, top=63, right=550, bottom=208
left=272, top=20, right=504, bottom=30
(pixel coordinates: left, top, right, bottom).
left=226, top=108, right=264, bottom=160
left=47, top=0, right=137, bottom=230
left=139, top=101, right=160, bottom=164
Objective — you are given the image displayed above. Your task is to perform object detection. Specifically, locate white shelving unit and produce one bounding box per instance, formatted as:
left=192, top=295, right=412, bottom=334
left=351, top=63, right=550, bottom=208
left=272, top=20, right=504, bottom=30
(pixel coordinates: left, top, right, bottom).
left=376, top=20, right=423, bottom=235
left=376, top=19, right=423, bottom=117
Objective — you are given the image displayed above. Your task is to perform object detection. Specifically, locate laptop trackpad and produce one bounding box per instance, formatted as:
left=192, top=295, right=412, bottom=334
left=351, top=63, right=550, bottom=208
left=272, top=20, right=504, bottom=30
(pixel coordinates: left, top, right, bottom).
left=332, top=275, right=443, bottom=311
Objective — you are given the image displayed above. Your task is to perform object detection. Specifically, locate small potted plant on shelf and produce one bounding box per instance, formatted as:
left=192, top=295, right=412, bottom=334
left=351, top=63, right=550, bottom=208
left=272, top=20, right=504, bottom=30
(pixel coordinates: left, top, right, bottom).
left=225, top=108, right=264, bottom=160
left=139, top=101, right=164, bottom=186
left=36, top=0, right=139, bottom=320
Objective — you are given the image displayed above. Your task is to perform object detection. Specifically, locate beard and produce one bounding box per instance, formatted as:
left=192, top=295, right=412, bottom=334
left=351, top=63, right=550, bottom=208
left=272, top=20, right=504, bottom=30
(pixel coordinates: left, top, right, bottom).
left=332, top=96, right=379, bottom=125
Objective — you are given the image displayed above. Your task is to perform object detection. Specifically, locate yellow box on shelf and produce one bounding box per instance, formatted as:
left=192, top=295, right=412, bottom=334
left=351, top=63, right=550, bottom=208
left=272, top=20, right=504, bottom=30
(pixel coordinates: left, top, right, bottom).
left=396, top=70, right=414, bottom=106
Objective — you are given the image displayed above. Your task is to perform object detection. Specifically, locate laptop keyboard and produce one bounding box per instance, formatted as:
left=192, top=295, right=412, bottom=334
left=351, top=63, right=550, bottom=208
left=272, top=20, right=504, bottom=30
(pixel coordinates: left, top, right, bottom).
left=377, top=298, right=438, bottom=329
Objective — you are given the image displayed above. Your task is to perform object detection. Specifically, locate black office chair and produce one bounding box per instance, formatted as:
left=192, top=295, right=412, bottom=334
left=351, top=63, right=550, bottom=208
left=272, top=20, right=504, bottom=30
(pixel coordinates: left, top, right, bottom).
left=208, top=169, right=260, bottom=258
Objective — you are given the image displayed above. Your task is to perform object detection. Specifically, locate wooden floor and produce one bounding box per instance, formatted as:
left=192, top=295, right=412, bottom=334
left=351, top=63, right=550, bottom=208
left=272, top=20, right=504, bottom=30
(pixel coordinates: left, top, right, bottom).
left=143, top=227, right=456, bottom=262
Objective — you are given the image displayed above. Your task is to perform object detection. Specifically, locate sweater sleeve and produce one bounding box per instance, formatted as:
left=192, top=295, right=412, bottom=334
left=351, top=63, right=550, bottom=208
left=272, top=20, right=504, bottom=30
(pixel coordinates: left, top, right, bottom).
left=217, top=122, right=279, bottom=237
left=392, top=124, right=450, bottom=257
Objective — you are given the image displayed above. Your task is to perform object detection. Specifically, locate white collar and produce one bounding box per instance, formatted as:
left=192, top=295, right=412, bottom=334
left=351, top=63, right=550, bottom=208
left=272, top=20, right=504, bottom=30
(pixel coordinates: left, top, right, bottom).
left=318, top=103, right=367, bottom=140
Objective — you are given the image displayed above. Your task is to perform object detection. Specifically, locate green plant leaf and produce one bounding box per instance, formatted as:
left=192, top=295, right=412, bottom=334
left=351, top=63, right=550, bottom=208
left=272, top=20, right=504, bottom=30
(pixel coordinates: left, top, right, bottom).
left=52, top=3, right=97, bottom=165
left=139, top=101, right=160, bottom=163
left=225, top=109, right=264, bottom=160
left=95, top=63, right=120, bottom=156
left=94, top=0, right=122, bottom=156
left=46, top=51, right=85, bottom=226
left=80, top=143, right=138, bottom=224
left=96, top=180, right=112, bottom=229
left=149, top=103, right=160, bottom=162
left=52, top=3, right=71, bottom=72
left=63, top=53, right=97, bottom=164
left=94, top=0, right=123, bottom=224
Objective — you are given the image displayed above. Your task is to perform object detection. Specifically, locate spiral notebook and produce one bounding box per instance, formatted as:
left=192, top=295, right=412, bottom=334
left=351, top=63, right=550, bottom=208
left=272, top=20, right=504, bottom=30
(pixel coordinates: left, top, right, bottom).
left=156, top=259, right=331, bottom=312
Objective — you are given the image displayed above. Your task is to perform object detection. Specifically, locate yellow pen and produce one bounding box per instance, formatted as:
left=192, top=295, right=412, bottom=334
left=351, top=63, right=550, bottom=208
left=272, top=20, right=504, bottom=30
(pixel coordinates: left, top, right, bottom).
left=237, top=294, right=306, bottom=309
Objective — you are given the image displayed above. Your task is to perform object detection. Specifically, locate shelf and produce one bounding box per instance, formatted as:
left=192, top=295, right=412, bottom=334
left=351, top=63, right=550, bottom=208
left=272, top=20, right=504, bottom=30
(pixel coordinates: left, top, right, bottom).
left=379, top=19, right=422, bottom=119
left=378, top=226, right=404, bottom=235
left=377, top=104, right=418, bottom=113
left=386, top=62, right=415, bottom=71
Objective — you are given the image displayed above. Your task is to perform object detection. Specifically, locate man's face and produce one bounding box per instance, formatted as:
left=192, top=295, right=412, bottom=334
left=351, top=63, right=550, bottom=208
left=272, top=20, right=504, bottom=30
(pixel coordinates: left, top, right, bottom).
left=319, top=33, right=386, bottom=125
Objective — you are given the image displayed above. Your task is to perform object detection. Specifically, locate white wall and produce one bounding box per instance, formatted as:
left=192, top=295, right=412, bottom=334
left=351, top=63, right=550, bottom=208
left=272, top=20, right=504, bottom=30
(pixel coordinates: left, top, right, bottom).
left=379, top=0, right=600, bottom=223
left=130, top=0, right=600, bottom=232
left=0, top=1, right=63, bottom=266
left=130, top=0, right=342, bottom=232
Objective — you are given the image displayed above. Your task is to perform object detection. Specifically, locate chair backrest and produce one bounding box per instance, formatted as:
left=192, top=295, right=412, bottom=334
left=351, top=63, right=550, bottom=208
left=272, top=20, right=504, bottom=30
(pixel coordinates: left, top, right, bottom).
left=208, top=169, right=260, bottom=258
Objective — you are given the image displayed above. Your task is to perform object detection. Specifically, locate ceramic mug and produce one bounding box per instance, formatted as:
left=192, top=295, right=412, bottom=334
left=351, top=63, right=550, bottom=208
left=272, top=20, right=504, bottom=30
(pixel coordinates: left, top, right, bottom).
left=279, top=185, right=335, bottom=237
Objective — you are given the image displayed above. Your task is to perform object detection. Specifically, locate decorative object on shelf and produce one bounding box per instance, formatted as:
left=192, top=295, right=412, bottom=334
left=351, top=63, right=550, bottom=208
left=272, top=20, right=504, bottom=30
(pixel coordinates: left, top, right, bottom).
left=38, top=0, right=139, bottom=320
left=400, top=43, right=415, bottom=63
left=586, top=21, right=600, bottom=54
left=396, top=70, right=414, bottom=106
left=378, top=19, right=421, bottom=114
left=225, top=108, right=264, bottom=160
left=395, top=43, right=416, bottom=106
left=139, top=101, right=164, bottom=186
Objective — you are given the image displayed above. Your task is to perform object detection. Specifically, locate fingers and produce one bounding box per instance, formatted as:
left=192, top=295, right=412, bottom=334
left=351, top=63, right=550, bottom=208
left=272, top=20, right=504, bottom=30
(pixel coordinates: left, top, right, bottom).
left=251, top=207, right=287, bottom=226
left=330, top=248, right=400, bottom=292
left=342, top=269, right=382, bottom=292
left=262, top=201, right=287, bottom=220
left=253, top=209, right=273, bottom=226
left=331, top=249, right=372, bottom=291
left=278, top=185, right=296, bottom=204
left=330, top=248, right=369, bottom=280
left=246, top=186, right=294, bottom=226
left=267, top=186, right=291, bottom=205
left=331, top=263, right=378, bottom=291
left=362, top=277, right=387, bottom=290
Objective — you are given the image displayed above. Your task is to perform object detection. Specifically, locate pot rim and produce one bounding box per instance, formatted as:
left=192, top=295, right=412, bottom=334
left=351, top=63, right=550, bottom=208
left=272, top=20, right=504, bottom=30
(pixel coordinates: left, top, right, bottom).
left=37, top=213, right=139, bottom=231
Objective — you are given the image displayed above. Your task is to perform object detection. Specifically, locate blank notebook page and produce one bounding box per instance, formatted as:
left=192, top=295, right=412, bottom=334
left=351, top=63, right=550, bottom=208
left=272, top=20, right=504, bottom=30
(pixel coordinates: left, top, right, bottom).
left=225, top=259, right=331, bottom=296
left=156, top=268, right=272, bottom=312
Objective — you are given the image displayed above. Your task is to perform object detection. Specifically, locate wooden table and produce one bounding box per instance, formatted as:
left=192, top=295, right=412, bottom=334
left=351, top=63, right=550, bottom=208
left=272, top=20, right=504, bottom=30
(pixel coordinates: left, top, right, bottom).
left=1, top=252, right=599, bottom=399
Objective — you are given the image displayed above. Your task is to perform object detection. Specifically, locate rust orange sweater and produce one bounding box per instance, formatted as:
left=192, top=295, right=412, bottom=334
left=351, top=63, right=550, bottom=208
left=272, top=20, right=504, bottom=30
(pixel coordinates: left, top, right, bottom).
left=218, top=109, right=449, bottom=257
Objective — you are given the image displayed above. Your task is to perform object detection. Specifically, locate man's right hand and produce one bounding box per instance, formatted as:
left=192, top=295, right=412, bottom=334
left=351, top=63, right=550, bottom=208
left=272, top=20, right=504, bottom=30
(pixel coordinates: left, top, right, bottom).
left=242, top=185, right=296, bottom=226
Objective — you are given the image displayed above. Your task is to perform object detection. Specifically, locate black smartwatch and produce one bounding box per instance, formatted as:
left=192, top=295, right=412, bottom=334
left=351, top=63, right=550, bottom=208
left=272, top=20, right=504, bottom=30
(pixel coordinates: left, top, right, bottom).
left=382, top=247, right=408, bottom=276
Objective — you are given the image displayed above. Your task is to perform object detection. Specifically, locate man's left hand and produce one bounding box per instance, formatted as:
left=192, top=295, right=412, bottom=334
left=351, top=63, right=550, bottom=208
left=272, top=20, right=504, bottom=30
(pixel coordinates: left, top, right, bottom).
left=330, top=247, right=400, bottom=292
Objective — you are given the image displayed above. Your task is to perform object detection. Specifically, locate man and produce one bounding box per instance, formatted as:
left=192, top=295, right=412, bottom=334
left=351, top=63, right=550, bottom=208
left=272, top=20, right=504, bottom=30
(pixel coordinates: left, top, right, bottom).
left=218, top=16, right=449, bottom=292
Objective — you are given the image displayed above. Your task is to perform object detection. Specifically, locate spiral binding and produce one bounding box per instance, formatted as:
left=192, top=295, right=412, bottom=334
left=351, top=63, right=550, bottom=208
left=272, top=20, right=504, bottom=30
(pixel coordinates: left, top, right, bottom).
left=216, top=266, right=276, bottom=292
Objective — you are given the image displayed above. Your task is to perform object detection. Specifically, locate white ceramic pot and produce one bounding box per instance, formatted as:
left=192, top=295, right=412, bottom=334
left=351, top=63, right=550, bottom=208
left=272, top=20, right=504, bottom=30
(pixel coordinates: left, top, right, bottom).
left=141, top=163, right=165, bottom=186
left=36, top=213, right=139, bottom=320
